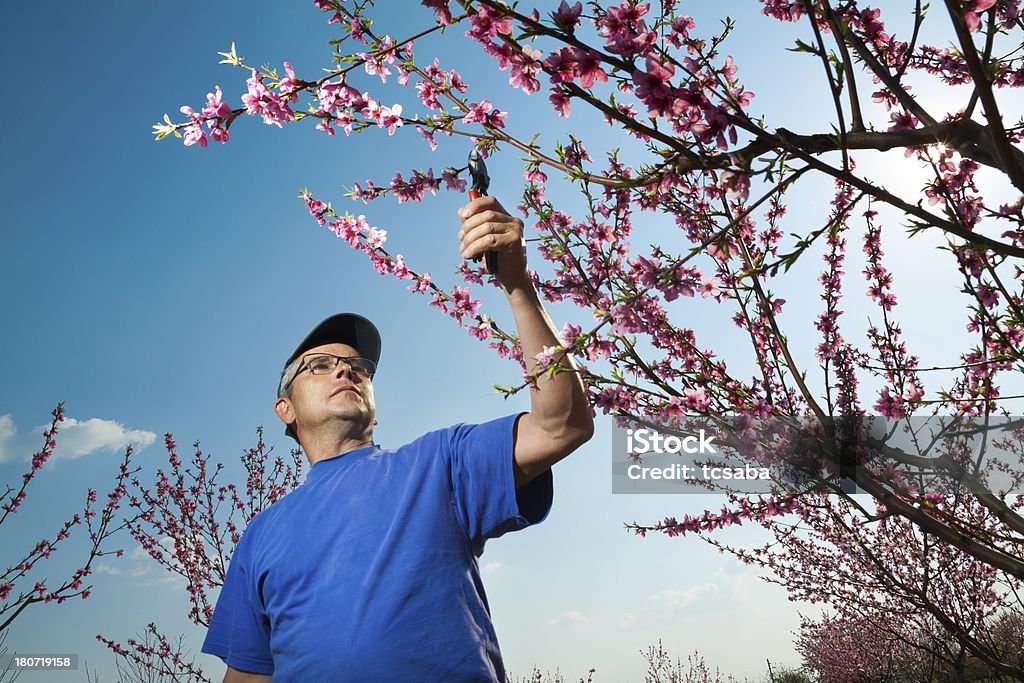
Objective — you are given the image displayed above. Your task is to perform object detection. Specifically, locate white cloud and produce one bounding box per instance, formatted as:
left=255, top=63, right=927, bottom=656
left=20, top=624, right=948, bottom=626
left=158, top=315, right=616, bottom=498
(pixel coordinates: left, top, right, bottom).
left=643, top=583, right=718, bottom=619
left=46, top=417, right=156, bottom=460
left=548, top=610, right=589, bottom=626
left=481, top=561, right=503, bottom=575
left=95, top=562, right=153, bottom=579
left=0, top=415, right=14, bottom=461
left=617, top=612, right=638, bottom=630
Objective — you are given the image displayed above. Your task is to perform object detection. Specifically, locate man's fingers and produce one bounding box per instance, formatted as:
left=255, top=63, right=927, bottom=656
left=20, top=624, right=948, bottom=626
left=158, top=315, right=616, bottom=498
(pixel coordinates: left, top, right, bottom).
left=460, top=219, right=522, bottom=252
left=458, top=195, right=509, bottom=221
left=460, top=230, right=522, bottom=260
left=457, top=209, right=518, bottom=237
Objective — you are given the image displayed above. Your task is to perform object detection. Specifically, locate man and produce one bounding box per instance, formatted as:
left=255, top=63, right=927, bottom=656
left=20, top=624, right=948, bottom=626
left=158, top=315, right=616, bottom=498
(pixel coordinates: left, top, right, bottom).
left=201, top=195, right=594, bottom=682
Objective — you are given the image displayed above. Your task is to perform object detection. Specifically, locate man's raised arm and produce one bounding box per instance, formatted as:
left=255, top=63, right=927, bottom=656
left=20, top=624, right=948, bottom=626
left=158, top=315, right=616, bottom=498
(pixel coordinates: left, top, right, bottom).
left=458, top=196, right=595, bottom=487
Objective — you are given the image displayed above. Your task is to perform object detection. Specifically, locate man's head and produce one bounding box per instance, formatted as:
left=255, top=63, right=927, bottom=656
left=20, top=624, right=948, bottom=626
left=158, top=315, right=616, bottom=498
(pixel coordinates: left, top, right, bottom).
left=274, top=313, right=381, bottom=446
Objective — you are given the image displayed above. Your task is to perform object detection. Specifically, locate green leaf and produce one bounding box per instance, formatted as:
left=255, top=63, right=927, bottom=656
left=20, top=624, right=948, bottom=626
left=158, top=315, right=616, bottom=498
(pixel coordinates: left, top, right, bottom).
left=217, top=41, right=242, bottom=66
left=788, top=39, right=821, bottom=56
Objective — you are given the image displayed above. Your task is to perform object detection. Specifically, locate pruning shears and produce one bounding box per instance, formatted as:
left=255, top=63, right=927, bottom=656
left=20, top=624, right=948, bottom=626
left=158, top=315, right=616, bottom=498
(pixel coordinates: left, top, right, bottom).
left=467, top=149, right=498, bottom=275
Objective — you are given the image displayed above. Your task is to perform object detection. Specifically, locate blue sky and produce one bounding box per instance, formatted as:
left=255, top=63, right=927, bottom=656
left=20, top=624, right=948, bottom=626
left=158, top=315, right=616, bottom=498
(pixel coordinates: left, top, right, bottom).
left=2, top=2, right=1021, bottom=681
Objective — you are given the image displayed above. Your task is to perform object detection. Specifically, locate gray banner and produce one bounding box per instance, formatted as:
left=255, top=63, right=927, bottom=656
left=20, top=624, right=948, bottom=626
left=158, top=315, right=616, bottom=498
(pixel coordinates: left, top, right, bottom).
left=611, top=415, right=1024, bottom=495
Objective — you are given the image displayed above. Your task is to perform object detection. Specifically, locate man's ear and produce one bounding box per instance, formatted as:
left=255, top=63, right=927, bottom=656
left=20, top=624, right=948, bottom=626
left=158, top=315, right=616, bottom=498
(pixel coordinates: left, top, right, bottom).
left=274, top=397, right=296, bottom=430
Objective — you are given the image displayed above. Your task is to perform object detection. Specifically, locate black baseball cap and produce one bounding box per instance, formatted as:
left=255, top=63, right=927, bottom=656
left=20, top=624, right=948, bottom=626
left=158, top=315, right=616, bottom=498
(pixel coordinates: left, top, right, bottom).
left=278, top=313, right=381, bottom=440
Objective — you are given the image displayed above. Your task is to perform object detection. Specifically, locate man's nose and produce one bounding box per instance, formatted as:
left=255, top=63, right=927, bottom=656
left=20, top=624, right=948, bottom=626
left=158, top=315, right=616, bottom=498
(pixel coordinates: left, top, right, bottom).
left=334, top=360, right=357, bottom=380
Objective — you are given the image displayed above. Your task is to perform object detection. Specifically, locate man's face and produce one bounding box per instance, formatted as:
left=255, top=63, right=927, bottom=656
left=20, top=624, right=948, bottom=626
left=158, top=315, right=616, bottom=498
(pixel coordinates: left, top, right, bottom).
left=279, top=342, right=376, bottom=439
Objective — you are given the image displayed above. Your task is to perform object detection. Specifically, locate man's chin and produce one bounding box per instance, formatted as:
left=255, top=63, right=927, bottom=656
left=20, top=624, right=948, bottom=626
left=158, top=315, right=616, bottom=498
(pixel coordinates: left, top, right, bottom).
left=324, top=408, right=373, bottom=426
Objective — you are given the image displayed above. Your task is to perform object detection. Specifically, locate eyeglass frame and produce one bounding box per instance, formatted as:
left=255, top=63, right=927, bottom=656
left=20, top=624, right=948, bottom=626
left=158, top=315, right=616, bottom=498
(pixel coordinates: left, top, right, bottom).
left=283, top=352, right=377, bottom=393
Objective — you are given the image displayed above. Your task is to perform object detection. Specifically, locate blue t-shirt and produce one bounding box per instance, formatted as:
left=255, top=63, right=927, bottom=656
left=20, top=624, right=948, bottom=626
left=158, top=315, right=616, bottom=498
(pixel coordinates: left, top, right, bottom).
left=201, top=414, right=553, bottom=682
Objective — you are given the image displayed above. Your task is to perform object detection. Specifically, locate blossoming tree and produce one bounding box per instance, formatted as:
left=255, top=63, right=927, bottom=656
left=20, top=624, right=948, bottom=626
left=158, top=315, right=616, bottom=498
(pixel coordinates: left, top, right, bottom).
left=138, top=0, right=1024, bottom=677
left=0, top=405, right=136, bottom=632
left=97, top=430, right=303, bottom=681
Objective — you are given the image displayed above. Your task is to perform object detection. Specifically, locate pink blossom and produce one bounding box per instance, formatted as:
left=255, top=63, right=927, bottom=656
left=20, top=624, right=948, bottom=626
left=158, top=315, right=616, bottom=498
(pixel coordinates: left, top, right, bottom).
left=462, top=100, right=508, bottom=128
left=873, top=387, right=908, bottom=418
left=277, top=62, right=300, bottom=95
left=609, top=303, right=645, bottom=334
left=365, top=226, right=387, bottom=248
left=317, top=79, right=362, bottom=114
left=598, top=0, right=656, bottom=57
left=421, top=0, right=452, bottom=24
left=451, top=285, right=482, bottom=321
left=509, top=45, right=543, bottom=94
left=698, top=273, right=721, bottom=298
left=303, top=192, right=328, bottom=227
left=630, top=255, right=661, bottom=289
left=201, top=86, right=232, bottom=120
left=241, top=70, right=295, bottom=127
left=416, top=77, right=443, bottom=110
left=632, top=56, right=676, bottom=118
left=549, top=87, right=572, bottom=116
left=347, top=15, right=366, bottom=43
left=544, top=47, right=577, bottom=84
left=551, top=1, right=583, bottom=30
left=351, top=179, right=380, bottom=203
left=408, top=273, right=432, bottom=293
left=329, top=217, right=361, bottom=247
left=483, top=41, right=514, bottom=69
left=760, top=0, right=805, bottom=21
left=416, top=125, right=437, bottom=150
left=466, top=4, right=513, bottom=42
left=976, top=285, right=999, bottom=308
left=178, top=106, right=208, bottom=148
left=334, top=111, right=355, bottom=135
left=594, top=386, right=639, bottom=413
left=667, top=15, right=696, bottom=48
left=683, top=387, right=712, bottom=412
left=362, top=37, right=398, bottom=83
left=392, top=255, right=412, bottom=280
left=534, top=346, right=558, bottom=373
left=888, top=110, right=918, bottom=131
left=468, top=318, right=494, bottom=340
left=545, top=47, right=608, bottom=89
left=441, top=168, right=467, bottom=193
left=209, top=125, right=229, bottom=143
left=390, top=168, right=440, bottom=203
left=573, top=49, right=608, bottom=88
left=848, top=6, right=890, bottom=45
left=524, top=166, right=547, bottom=184
left=449, top=69, right=468, bottom=93
left=316, top=118, right=336, bottom=136
left=964, top=0, right=996, bottom=31
left=377, top=104, right=404, bottom=135
left=719, top=170, right=750, bottom=202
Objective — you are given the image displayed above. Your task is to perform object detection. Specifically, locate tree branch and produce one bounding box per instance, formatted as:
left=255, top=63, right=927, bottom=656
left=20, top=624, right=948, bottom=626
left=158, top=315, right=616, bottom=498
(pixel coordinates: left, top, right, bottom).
left=943, top=0, right=1024, bottom=194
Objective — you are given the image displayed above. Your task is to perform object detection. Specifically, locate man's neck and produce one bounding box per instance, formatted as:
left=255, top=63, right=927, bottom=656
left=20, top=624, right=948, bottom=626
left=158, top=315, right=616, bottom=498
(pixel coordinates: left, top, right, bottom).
left=301, top=433, right=375, bottom=465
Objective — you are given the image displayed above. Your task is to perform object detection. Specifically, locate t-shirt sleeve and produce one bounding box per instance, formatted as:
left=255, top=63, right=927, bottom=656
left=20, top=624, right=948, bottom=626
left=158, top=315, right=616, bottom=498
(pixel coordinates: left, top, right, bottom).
left=201, top=529, right=274, bottom=675
left=448, top=413, right=554, bottom=544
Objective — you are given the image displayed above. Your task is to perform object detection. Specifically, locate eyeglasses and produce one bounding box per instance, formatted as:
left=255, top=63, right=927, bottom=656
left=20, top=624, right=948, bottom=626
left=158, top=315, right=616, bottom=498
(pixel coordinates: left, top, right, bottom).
left=286, top=353, right=377, bottom=391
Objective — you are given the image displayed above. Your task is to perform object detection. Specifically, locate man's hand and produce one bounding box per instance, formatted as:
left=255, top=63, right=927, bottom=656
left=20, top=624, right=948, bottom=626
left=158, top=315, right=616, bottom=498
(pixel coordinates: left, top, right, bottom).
left=457, top=196, right=529, bottom=291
